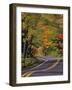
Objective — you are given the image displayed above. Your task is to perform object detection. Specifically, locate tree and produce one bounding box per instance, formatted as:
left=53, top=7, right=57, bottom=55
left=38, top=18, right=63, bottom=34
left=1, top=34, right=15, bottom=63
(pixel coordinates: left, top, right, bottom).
left=52, top=33, right=63, bottom=56
left=42, top=30, right=52, bottom=55
left=56, top=33, right=63, bottom=55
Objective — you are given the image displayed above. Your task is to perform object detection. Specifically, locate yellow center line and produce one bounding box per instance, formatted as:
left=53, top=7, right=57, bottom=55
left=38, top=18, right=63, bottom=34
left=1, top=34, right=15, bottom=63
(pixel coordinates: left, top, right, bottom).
left=22, top=71, right=33, bottom=77
left=26, top=71, right=33, bottom=77
left=22, top=72, right=29, bottom=77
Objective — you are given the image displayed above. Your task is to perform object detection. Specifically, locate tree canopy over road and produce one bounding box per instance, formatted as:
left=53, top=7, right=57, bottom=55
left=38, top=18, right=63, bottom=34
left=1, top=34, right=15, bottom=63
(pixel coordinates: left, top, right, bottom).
left=21, top=13, right=63, bottom=57
left=21, top=13, right=63, bottom=67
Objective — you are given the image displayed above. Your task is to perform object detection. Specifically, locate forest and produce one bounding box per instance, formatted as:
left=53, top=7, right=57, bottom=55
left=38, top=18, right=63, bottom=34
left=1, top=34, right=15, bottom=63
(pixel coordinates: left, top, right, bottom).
left=21, top=12, right=63, bottom=67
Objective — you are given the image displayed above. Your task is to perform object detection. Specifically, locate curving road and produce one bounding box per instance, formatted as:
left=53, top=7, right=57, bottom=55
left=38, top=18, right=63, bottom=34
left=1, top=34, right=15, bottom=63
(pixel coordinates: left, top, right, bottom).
left=22, top=56, right=63, bottom=77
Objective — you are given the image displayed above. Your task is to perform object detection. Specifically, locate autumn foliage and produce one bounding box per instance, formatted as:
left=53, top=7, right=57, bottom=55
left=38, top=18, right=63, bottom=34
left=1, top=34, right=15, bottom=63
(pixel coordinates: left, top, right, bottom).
left=57, top=33, right=63, bottom=39
left=42, top=30, right=52, bottom=48
left=21, top=13, right=63, bottom=57
left=55, top=33, right=63, bottom=55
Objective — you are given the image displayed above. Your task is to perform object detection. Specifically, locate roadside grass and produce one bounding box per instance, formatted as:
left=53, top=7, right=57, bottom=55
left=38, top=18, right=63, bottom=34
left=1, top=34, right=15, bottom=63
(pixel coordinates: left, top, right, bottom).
left=22, top=57, right=41, bottom=67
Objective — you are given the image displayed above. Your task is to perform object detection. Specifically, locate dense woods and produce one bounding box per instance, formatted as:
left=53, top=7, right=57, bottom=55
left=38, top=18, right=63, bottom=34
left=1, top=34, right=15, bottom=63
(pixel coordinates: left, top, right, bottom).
left=21, top=13, right=63, bottom=67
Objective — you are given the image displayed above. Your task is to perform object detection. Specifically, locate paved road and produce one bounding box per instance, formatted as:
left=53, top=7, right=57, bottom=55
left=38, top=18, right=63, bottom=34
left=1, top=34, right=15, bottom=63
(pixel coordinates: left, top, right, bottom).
left=22, top=56, right=63, bottom=77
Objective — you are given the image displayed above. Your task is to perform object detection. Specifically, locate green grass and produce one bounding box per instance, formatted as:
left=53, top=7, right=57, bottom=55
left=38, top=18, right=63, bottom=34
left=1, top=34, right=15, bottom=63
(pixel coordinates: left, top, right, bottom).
left=22, top=57, right=40, bottom=67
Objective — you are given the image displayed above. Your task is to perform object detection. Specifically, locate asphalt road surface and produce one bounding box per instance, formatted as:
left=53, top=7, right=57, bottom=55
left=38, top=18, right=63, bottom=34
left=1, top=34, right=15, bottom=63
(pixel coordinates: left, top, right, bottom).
left=22, top=56, right=63, bottom=77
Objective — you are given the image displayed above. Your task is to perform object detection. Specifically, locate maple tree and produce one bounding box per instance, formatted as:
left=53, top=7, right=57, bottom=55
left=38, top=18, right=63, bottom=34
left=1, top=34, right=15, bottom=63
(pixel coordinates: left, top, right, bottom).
left=41, top=30, right=52, bottom=55
left=57, top=33, right=63, bottom=55
left=52, top=33, right=63, bottom=56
